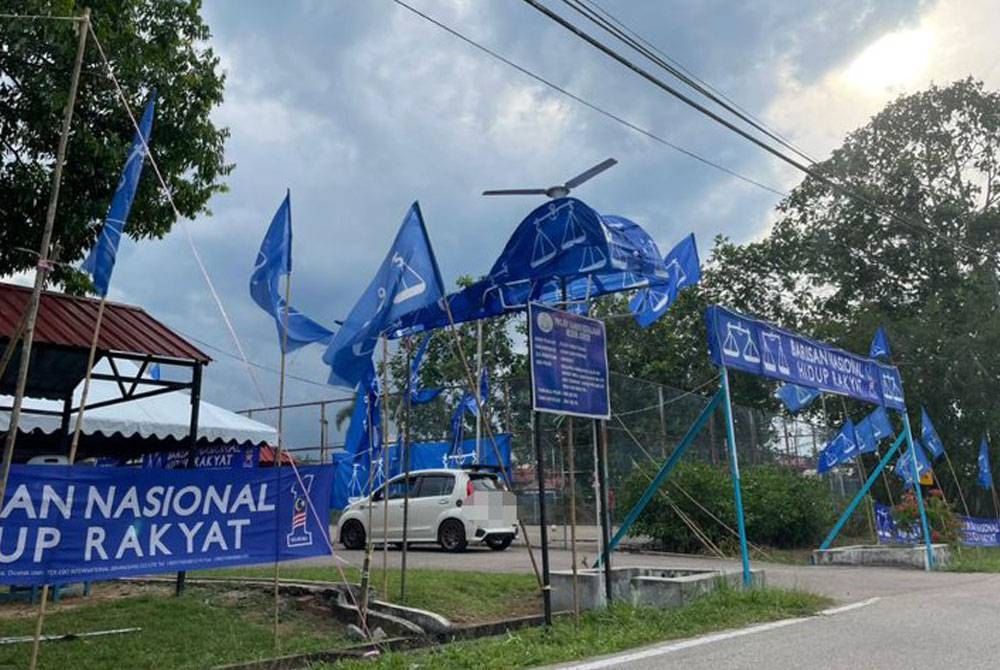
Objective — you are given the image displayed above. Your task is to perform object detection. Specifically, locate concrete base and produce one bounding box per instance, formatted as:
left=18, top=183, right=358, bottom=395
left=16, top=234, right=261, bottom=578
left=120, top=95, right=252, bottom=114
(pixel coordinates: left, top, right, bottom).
left=812, top=544, right=951, bottom=570
left=550, top=566, right=765, bottom=612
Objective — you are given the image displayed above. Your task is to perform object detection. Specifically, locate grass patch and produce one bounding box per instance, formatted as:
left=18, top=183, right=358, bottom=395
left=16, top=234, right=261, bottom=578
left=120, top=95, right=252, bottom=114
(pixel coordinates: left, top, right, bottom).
left=197, top=565, right=540, bottom=623
left=0, top=583, right=343, bottom=670
left=321, top=587, right=830, bottom=670
left=946, top=546, right=1000, bottom=572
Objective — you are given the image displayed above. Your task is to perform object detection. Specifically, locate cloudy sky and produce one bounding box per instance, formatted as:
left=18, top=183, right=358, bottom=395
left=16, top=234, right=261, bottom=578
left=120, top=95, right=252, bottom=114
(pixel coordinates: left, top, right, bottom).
left=86, top=0, right=1000, bottom=448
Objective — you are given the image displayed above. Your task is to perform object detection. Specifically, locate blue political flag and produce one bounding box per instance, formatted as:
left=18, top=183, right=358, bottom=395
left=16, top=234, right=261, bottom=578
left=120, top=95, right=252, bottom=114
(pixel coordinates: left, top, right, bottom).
left=324, top=203, right=445, bottom=389
left=854, top=416, right=878, bottom=455
left=774, top=383, right=821, bottom=414
left=868, top=406, right=893, bottom=441
left=870, top=327, right=892, bottom=360
left=409, top=334, right=443, bottom=405
left=920, top=407, right=945, bottom=460
left=343, top=369, right=381, bottom=457
left=978, top=437, right=993, bottom=490
left=82, top=92, right=156, bottom=296
left=388, top=198, right=670, bottom=337
left=249, top=193, right=335, bottom=352
left=894, top=440, right=932, bottom=489
left=149, top=363, right=161, bottom=381
left=630, top=233, right=701, bottom=329
left=449, top=369, right=489, bottom=452
left=817, top=419, right=857, bottom=474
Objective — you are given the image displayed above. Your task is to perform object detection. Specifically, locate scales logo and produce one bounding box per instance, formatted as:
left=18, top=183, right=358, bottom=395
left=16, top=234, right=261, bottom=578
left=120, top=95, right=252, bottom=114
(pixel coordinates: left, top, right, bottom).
left=536, top=311, right=554, bottom=334
left=286, top=474, right=315, bottom=549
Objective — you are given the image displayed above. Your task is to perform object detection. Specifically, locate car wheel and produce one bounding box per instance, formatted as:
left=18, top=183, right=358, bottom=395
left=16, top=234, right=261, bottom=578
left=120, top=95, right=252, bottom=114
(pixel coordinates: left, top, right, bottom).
left=485, top=535, right=513, bottom=551
left=438, top=519, right=467, bottom=552
left=341, top=520, right=366, bottom=550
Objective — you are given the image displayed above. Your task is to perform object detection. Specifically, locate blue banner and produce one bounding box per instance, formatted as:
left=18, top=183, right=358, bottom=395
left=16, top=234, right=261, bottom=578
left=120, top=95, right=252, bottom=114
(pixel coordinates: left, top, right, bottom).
left=876, top=503, right=1000, bottom=547
left=0, top=465, right=333, bottom=585
left=141, top=445, right=259, bottom=470
left=529, top=303, right=610, bottom=419
left=705, top=305, right=905, bottom=410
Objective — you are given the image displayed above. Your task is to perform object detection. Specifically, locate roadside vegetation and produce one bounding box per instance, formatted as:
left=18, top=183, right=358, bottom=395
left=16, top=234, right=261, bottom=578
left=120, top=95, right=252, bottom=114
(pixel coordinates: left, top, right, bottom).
left=947, top=547, right=1000, bottom=572
left=323, top=587, right=830, bottom=670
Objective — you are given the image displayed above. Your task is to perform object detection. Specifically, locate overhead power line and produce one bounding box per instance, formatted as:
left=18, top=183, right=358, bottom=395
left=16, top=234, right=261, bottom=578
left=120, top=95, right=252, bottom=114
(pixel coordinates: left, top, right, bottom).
left=389, top=0, right=788, bottom=198
left=565, top=0, right=820, bottom=165
left=520, top=0, right=987, bottom=262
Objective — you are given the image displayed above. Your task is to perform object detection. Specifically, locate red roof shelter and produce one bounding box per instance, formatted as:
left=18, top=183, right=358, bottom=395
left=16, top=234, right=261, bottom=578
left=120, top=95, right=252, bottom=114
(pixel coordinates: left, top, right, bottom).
left=0, top=282, right=212, bottom=461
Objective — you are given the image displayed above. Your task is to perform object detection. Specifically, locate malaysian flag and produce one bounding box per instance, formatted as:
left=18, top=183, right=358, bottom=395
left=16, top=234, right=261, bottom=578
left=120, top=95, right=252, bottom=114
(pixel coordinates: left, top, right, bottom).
left=292, top=497, right=307, bottom=530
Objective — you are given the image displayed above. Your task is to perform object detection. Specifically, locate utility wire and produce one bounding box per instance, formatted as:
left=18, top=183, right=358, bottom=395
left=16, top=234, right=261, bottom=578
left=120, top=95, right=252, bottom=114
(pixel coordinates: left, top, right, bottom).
left=0, top=13, right=82, bottom=22
left=520, top=0, right=988, bottom=262
left=567, top=0, right=820, bottom=165
left=389, top=0, right=787, bottom=198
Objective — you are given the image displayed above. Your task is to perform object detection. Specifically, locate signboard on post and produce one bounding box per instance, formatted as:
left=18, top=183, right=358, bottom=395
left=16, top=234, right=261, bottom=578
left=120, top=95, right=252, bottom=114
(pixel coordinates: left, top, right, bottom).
left=705, top=305, right=906, bottom=410
left=528, top=302, right=610, bottom=419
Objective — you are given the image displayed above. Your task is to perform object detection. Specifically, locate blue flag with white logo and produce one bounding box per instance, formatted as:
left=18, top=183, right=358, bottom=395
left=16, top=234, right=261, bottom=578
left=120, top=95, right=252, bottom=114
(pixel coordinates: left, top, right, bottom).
left=629, top=233, right=701, bottom=329
left=978, top=437, right=993, bottom=490
left=324, top=203, right=445, bottom=389
left=82, top=92, right=156, bottom=296
left=868, top=406, right=893, bottom=441
left=894, top=440, right=932, bottom=489
left=869, top=327, right=891, bottom=360
left=774, top=383, right=821, bottom=414
left=409, top=334, right=443, bottom=405
left=817, top=419, right=857, bottom=474
left=249, top=193, right=335, bottom=352
left=920, top=407, right=945, bottom=460
left=854, top=416, right=878, bottom=455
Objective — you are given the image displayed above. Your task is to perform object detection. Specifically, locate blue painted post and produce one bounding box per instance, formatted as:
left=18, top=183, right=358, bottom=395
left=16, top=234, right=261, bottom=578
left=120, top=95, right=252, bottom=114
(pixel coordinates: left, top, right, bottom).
left=719, top=367, right=752, bottom=587
left=820, top=432, right=905, bottom=551
left=901, top=411, right=935, bottom=570
left=596, top=390, right=723, bottom=568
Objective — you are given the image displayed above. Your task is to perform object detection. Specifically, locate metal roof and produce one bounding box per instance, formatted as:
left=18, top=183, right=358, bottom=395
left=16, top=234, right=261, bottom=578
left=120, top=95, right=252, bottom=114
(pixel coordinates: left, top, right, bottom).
left=0, top=282, right=210, bottom=364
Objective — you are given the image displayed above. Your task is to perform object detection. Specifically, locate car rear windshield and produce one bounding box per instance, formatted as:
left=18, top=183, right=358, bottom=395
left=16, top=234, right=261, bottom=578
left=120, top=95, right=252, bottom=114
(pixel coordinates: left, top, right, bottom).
left=469, top=475, right=498, bottom=491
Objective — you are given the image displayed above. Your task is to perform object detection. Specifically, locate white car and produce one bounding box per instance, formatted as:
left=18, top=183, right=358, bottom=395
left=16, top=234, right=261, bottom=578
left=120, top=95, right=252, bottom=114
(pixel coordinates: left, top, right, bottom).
left=337, top=468, right=518, bottom=552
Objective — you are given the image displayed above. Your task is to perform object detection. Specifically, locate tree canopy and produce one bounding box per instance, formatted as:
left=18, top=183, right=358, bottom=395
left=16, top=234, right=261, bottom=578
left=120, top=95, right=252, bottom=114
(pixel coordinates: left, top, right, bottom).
left=603, top=78, right=1000, bottom=508
left=0, top=0, right=230, bottom=289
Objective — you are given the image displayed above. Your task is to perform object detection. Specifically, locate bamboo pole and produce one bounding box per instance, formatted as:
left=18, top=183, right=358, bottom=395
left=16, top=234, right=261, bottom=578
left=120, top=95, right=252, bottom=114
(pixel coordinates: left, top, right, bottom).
left=942, top=450, right=970, bottom=517
left=2, top=7, right=89, bottom=514
left=380, top=338, right=391, bottom=598
left=439, top=299, right=542, bottom=585
left=399, top=339, right=413, bottom=602
left=67, top=299, right=106, bottom=463
left=25, top=13, right=90, bottom=670
left=272, top=269, right=292, bottom=650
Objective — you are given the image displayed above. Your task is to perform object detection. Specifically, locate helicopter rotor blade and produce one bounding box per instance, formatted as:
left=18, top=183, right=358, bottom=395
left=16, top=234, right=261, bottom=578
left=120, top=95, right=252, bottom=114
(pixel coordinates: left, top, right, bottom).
left=563, top=158, right=617, bottom=189
left=482, top=188, right=549, bottom=196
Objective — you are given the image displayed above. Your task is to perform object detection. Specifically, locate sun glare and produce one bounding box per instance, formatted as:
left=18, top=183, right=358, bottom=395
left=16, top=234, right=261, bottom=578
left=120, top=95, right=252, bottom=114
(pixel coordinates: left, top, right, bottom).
left=844, top=28, right=933, bottom=95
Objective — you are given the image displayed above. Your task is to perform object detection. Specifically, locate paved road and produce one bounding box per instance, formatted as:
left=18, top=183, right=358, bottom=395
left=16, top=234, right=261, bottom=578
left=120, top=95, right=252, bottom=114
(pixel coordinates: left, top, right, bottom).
left=296, top=542, right=1000, bottom=668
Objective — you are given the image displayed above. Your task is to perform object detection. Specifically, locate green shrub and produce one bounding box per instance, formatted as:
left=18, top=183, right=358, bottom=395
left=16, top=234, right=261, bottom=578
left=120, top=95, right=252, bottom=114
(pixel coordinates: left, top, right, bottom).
left=619, top=462, right=836, bottom=552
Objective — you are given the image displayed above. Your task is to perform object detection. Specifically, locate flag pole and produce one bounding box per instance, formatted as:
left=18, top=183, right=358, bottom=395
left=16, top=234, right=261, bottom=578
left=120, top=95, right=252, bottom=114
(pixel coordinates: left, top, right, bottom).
left=941, top=450, right=970, bottom=517
left=399, top=338, right=413, bottom=602
left=1, top=7, right=89, bottom=516
left=24, top=11, right=90, bottom=670
left=358, top=377, right=377, bottom=631
left=440, top=299, right=543, bottom=586
left=272, top=265, right=292, bottom=650
left=67, top=299, right=107, bottom=464
left=380, top=337, right=391, bottom=598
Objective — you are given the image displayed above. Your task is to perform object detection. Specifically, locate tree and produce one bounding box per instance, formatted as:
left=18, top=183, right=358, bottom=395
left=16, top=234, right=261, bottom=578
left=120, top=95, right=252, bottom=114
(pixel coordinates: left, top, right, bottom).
left=670, top=79, right=1000, bottom=510
left=0, top=0, right=230, bottom=289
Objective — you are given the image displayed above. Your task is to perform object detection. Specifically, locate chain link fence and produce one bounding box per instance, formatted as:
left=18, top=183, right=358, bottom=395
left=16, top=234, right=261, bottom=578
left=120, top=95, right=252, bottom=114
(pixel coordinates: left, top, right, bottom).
left=239, top=370, right=869, bottom=531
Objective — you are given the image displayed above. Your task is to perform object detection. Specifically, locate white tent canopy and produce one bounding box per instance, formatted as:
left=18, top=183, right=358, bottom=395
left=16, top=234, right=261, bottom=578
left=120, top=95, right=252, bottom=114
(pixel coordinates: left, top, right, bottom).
left=0, top=360, right=276, bottom=446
